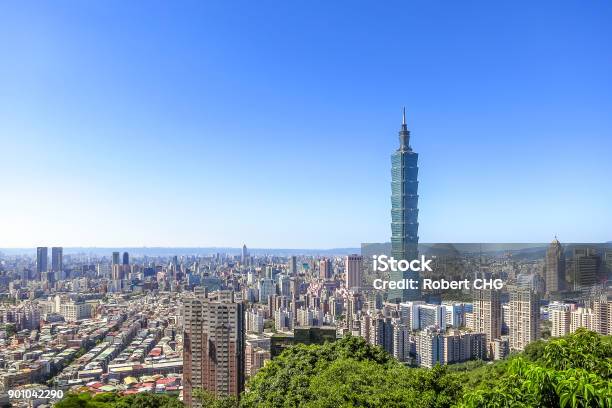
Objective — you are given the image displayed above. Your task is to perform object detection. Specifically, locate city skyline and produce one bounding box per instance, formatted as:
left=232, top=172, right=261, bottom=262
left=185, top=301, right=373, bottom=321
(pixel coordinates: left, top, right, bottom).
left=1, top=2, right=611, bottom=407
left=1, top=1, right=612, bottom=248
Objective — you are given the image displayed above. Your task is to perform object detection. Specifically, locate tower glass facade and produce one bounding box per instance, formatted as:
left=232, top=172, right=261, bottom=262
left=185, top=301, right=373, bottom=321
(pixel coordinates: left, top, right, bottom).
left=389, top=110, right=420, bottom=302
left=545, top=237, right=565, bottom=293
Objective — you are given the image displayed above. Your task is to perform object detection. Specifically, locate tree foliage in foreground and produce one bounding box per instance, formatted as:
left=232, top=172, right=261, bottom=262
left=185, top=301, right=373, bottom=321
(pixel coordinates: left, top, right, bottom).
left=456, top=328, right=612, bottom=408
left=244, top=329, right=611, bottom=408
left=241, top=335, right=464, bottom=408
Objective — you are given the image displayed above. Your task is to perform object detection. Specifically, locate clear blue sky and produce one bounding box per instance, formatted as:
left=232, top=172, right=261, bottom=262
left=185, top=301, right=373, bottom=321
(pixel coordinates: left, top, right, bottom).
left=1, top=1, right=611, bottom=248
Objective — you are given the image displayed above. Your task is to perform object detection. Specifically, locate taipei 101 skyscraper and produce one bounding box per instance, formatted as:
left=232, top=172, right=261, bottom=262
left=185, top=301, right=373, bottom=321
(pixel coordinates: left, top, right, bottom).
left=389, top=108, right=420, bottom=302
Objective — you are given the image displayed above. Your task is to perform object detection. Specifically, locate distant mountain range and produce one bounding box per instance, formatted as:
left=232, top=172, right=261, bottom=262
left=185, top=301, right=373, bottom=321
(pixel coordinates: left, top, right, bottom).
left=0, top=247, right=362, bottom=257
left=2, top=242, right=610, bottom=258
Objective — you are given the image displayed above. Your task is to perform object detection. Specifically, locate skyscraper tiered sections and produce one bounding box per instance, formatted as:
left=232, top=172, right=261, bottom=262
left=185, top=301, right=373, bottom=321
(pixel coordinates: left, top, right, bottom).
left=390, top=109, right=420, bottom=302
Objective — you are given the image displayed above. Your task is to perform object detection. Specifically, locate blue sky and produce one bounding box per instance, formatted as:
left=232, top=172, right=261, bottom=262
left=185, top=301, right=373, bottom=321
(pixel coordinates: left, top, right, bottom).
left=1, top=0, right=611, bottom=248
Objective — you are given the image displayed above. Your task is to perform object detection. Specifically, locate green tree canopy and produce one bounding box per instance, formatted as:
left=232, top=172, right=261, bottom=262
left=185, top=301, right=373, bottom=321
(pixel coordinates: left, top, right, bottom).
left=242, top=335, right=463, bottom=408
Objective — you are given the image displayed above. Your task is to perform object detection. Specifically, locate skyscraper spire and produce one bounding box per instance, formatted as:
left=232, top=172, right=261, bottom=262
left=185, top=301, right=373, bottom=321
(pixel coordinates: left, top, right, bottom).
left=399, top=107, right=410, bottom=150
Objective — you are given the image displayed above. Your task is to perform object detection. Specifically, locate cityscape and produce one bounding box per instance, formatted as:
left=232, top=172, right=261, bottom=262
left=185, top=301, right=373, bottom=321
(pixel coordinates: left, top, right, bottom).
left=1, top=116, right=610, bottom=407
left=2, top=2, right=612, bottom=407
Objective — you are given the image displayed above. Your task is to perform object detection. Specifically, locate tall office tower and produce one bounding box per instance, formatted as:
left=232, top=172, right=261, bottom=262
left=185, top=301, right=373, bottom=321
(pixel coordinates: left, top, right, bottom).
left=122, top=251, right=129, bottom=265
left=112, top=251, right=120, bottom=265
left=36, top=247, right=48, bottom=276
left=345, top=254, right=362, bottom=292
left=390, top=109, right=420, bottom=302
left=605, top=250, right=612, bottom=277
left=183, top=295, right=245, bottom=407
left=111, top=263, right=124, bottom=281
left=241, top=244, right=248, bottom=264
left=571, top=248, right=600, bottom=289
left=549, top=302, right=574, bottom=337
left=545, top=237, right=565, bottom=293
left=509, top=288, right=540, bottom=351
left=318, top=258, right=332, bottom=280
left=289, top=255, right=297, bottom=275
left=51, top=247, right=63, bottom=273
left=471, top=289, right=501, bottom=345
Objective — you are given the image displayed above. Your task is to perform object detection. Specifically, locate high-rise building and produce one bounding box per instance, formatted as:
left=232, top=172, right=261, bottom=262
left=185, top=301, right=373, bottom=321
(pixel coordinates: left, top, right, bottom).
left=570, top=307, right=596, bottom=332
left=549, top=302, right=574, bottom=337
left=417, top=304, right=446, bottom=330
left=390, top=109, right=420, bottom=302
left=289, top=255, right=297, bottom=275
left=112, top=251, right=121, bottom=265
left=319, top=258, right=333, bottom=280
left=444, top=302, right=471, bottom=328
left=51, top=247, right=63, bottom=273
left=36, top=247, right=48, bottom=275
left=570, top=247, right=600, bottom=289
left=345, top=255, right=362, bottom=291
left=592, top=296, right=611, bottom=335
left=415, top=327, right=444, bottom=368
left=604, top=250, right=612, bottom=277
left=122, top=251, right=130, bottom=265
left=471, top=288, right=501, bottom=345
left=183, top=294, right=245, bottom=406
left=369, top=313, right=393, bottom=354
left=274, top=308, right=293, bottom=331
left=246, top=309, right=265, bottom=334
left=545, top=237, right=565, bottom=293
left=258, top=278, right=275, bottom=303
left=392, top=320, right=411, bottom=362
left=297, top=307, right=324, bottom=327
left=509, top=288, right=540, bottom=351
left=241, top=244, right=248, bottom=264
